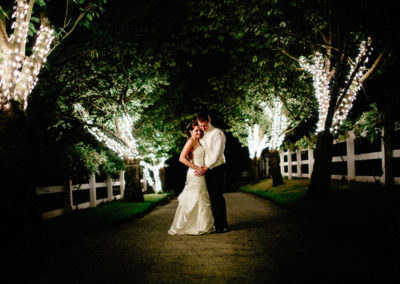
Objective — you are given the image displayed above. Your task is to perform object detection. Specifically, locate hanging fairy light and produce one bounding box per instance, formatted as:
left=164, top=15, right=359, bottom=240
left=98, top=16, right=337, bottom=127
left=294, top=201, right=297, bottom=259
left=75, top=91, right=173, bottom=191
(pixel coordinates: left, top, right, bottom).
left=140, top=158, right=166, bottom=193
left=0, top=0, right=55, bottom=110
left=266, top=99, right=287, bottom=150
left=74, top=103, right=139, bottom=160
left=332, top=38, right=372, bottom=131
left=299, top=52, right=330, bottom=133
left=247, top=99, right=287, bottom=158
left=247, top=124, right=268, bottom=159
left=299, top=38, right=371, bottom=133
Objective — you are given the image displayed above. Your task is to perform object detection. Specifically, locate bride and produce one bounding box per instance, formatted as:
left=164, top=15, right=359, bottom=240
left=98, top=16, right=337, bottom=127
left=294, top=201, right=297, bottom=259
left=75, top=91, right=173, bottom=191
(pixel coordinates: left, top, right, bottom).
left=168, top=121, right=214, bottom=235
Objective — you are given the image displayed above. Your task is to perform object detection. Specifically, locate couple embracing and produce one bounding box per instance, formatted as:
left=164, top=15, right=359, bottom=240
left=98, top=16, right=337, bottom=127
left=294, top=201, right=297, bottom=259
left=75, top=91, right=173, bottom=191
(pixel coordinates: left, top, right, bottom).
left=168, top=112, right=228, bottom=235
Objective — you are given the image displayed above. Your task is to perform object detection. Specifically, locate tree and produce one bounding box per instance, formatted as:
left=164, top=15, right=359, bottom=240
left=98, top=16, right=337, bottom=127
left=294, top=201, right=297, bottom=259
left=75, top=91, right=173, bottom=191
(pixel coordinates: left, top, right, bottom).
left=194, top=0, right=394, bottom=197
left=0, top=0, right=106, bottom=226
left=274, top=0, right=391, bottom=198
left=135, top=109, right=183, bottom=193
left=0, top=0, right=105, bottom=112
left=55, top=43, right=169, bottom=201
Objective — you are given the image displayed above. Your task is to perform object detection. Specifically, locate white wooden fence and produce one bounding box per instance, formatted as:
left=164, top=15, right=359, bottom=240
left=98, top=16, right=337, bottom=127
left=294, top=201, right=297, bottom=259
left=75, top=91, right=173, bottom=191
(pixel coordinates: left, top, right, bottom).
left=279, top=131, right=400, bottom=185
left=36, top=171, right=125, bottom=220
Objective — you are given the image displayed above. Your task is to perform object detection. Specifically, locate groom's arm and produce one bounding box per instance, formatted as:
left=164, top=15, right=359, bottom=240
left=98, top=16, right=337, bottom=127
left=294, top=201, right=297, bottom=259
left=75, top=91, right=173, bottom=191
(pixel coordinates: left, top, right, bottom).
left=205, top=131, right=225, bottom=169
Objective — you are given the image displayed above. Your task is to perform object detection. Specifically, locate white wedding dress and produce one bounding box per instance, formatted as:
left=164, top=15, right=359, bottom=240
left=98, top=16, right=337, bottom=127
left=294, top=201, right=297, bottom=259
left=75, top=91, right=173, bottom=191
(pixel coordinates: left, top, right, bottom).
left=168, top=145, right=214, bottom=235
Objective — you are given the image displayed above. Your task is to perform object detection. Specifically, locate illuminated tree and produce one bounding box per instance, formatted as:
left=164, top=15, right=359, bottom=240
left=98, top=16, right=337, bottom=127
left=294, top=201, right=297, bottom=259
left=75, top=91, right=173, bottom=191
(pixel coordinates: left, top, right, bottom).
left=140, top=158, right=166, bottom=193
left=0, top=0, right=54, bottom=111
left=247, top=100, right=288, bottom=159
left=247, top=124, right=268, bottom=160
left=299, top=39, right=372, bottom=133
left=194, top=0, right=391, bottom=196
left=245, top=99, right=289, bottom=184
left=0, top=0, right=106, bottom=225
left=55, top=43, right=169, bottom=202
left=0, top=0, right=105, bottom=112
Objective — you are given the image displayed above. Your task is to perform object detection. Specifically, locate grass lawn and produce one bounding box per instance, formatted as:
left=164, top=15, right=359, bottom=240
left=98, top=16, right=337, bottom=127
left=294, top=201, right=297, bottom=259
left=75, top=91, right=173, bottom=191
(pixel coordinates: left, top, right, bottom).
left=37, top=193, right=170, bottom=248
left=240, top=178, right=400, bottom=246
left=240, top=178, right=309, bottom=205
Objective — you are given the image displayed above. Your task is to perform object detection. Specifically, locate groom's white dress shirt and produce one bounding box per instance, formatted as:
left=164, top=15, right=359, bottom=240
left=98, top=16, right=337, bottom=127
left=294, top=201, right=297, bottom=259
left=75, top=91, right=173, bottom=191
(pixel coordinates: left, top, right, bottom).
left=200, top=125, right=226, bottom=169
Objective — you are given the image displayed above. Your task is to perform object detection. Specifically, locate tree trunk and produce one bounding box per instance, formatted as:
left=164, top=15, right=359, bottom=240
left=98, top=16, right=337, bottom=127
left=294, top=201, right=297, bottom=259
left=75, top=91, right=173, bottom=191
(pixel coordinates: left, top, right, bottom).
left=383, top=122, right=394, bottom=187
left=307, top=130, right=333, bottom=199
left=124, top=159, right=144, bottom=202
left=307, top=55, right=346, bottom=198
left=268, top=150, right=284, bottom=186
left=249, top=157, right=260, bottom=183
left=0, top=102, right=40, bottom=229
left=159, top=167, right=166, bottom=192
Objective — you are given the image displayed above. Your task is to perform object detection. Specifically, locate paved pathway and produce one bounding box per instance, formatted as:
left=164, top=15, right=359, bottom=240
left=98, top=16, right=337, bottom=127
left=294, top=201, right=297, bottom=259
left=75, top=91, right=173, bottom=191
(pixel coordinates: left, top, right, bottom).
left=26, top=192, right=399, bottom=283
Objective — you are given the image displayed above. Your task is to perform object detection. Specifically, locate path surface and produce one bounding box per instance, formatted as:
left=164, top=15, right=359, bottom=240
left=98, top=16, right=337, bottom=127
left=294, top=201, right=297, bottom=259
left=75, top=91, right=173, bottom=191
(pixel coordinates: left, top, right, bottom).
left=26, top=192, right=399, bottom=283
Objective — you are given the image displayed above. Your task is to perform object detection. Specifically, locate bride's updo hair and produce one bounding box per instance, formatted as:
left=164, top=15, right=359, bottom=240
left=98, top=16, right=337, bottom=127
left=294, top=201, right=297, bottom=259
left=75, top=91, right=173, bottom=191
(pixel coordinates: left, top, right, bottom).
left=185, top=120, right=203, bottom=139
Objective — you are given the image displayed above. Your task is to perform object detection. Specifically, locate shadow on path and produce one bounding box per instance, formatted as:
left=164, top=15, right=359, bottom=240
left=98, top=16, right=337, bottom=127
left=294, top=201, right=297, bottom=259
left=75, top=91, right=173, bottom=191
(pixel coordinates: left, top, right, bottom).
left=7, top=192, right=400, bottom=283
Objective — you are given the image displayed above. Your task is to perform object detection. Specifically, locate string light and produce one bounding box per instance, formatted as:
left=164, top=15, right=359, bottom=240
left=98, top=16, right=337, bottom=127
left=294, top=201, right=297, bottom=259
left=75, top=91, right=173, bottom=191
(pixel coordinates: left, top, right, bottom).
left=299, top=38, right=371, bottom=133
left=247, top=99, right=287, bottom=158
left=265, top=99, right=287, bottom=150
left=74, top=103, right=139, bottom=160
left=247, top=124, right=268, bottom=159
left=140, top=158, right=166, bottom=193
left=0, top=0, right=54, bottom=110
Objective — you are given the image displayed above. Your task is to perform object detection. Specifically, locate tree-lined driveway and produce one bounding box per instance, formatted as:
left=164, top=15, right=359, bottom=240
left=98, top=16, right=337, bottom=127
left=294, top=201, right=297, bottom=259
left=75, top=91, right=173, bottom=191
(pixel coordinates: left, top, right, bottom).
left=29, top=192, right=398, bottom=283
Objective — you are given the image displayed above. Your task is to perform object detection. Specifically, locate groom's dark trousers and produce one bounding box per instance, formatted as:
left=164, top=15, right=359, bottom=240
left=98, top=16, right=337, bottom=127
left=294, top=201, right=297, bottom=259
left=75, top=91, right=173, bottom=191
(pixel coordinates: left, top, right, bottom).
left=205, top=164, right=228, bottom=229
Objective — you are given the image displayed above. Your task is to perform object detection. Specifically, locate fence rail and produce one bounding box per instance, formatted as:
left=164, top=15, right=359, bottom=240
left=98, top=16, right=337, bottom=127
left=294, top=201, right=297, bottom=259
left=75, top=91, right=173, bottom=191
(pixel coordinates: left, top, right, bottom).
left=279, top=130, right=400, bottom=185
left=36, top=171, right=125, bottom=220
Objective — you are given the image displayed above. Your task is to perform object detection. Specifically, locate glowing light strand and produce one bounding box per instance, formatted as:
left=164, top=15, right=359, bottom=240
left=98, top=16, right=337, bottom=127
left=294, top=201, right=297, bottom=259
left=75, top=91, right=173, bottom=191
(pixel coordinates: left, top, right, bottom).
left=0, top=0, right=54, bottom=110
left=74, top=103, right=138, bottom=160
left=247, top=100, right=287, bottom=158
left=265, top=99, right=287, bottom=150
left=140, top=158, right=166, bottom=193
left=247, top=124, right=268, bottom=159
left=299, top=38, right=372, bottom=132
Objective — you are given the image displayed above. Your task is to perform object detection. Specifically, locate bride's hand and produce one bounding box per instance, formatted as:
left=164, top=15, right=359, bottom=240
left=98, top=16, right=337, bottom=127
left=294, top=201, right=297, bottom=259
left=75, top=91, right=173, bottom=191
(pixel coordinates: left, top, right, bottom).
left=194, top=165, right=202, bottom=175
left=194, top=166, right=208, bottom=176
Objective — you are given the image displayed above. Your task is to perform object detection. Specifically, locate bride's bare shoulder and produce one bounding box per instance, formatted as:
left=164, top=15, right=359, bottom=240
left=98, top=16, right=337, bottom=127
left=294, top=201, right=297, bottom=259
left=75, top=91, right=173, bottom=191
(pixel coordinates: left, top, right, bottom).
left=182, top=138, right=195, bottom=150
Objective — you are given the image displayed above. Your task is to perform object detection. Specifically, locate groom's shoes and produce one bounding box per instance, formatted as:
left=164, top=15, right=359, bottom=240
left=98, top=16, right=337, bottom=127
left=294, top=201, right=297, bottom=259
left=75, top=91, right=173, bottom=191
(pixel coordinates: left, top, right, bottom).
left=215, top=227, right=229, bottom=234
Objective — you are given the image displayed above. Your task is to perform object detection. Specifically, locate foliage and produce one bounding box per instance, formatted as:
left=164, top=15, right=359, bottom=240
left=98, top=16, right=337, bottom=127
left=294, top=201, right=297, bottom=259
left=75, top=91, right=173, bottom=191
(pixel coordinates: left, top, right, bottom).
left=102, top=149, right=125, bottom=177
left=0, top=0, right=106, bottom=43
left=52, top=41, right=170, bottom=160
left=331, top=119, right=354, bottom=141
left=0, top=0, right=107, bottom=111
left=285, top=103, right=384, bottom=150
left=135, top=106, right=183, bottom=163
left=67, top=142, right=124, bottom=181
left=283, top=133, right=317, bottom=151
left=352, top=104, right=383, bottom=142
left=187, top=0, right=316, bottom=151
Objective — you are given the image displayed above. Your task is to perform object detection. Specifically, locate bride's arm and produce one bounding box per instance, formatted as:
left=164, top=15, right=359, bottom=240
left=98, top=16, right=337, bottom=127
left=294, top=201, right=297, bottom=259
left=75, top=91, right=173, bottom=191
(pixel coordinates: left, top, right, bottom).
left=179, top=140, right=200, bottom=171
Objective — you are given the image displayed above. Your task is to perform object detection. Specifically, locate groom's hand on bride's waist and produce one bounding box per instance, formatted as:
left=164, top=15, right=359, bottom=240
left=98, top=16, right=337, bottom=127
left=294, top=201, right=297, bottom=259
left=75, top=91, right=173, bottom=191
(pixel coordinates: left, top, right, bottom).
left=195, top=166, right=208, bottom=176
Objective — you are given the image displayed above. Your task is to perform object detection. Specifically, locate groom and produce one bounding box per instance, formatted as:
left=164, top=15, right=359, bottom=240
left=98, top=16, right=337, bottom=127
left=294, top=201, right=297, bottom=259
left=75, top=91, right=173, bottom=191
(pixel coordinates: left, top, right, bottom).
left=195, top=112, right=228, bottom=233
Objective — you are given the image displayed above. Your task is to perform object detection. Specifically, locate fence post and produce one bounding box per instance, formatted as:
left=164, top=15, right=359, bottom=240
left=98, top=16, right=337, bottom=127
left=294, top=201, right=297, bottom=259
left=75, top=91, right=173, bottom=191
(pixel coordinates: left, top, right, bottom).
left=308, top=147, right=314, bottom=178
left=297, top=149, right=302, bottom=178
left=346, top=131, right=356, bottom=182
left=69, top=180, right=74, bottom=209
left=280, top=151, right=285, bottom=177
left=119, top=171, right=125, bottom=198
left=266, top=158, right=269, bottom=177
left=89, top=173, right=96, bottom=207
left=288, top=149, right=292, bottom=179
left=381, top=127, right=386, bottom=185
left=106, top=174, right=113, bottom=201
left=142, top=169, right=147, bottom=192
